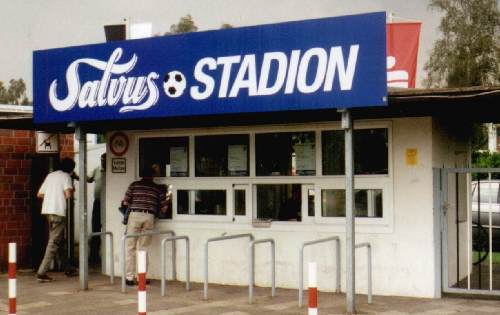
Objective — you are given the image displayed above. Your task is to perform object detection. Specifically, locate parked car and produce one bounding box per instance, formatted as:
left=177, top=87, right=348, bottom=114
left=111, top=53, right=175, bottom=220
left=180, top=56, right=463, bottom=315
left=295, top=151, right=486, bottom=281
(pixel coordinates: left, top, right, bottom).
left=471, top=180, right=500, bottom=253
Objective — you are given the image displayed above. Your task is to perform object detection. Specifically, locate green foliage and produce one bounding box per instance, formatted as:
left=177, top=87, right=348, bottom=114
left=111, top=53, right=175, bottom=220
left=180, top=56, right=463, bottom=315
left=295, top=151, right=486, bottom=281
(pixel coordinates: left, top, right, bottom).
left=220, top=23, right=233, bottom=29
left=167, top=14, right=198, bottom=34
left=472, top=151, right=500, bottom=179
left=0, top=78, right=30, bottom=105
left=424, top=0, right=500, bottom=87
left=472, top=123, right=489, bottom=152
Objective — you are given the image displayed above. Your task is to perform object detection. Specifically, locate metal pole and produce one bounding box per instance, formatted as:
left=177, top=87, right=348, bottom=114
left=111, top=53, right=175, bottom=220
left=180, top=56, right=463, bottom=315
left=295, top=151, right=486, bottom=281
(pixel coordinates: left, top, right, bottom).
left=341, top=110, right=355, bottom=314
left=77, top=126, right=89, bottom=290
left=271, top=241, right=275, bottom=297
left=161, top=239, right=166, bottom=297
left=299, top=246, right=304, bottom=307
left=204, top=240, right=209, bottom=300
left=248, top=242, right=254, bottom=304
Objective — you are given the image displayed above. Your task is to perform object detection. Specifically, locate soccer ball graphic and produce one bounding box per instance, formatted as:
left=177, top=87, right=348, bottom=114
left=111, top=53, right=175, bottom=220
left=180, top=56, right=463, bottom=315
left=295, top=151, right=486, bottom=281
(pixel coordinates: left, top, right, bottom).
left=163, top=70, right=186, bottom=98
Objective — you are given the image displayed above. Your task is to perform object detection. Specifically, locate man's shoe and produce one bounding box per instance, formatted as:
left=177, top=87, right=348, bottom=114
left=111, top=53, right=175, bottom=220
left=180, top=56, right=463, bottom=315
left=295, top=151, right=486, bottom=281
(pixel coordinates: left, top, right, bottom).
left=64, top=269, right=78, bottom=277
left=125, top=279, right=136, bottom=286
left=37, top=274, right=54, bottom=282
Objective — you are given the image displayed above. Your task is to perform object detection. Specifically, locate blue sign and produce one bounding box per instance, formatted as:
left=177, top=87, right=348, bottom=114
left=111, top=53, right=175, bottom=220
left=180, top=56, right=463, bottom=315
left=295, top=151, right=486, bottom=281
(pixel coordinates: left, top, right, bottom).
left=34, top=12, right=387, bottom=124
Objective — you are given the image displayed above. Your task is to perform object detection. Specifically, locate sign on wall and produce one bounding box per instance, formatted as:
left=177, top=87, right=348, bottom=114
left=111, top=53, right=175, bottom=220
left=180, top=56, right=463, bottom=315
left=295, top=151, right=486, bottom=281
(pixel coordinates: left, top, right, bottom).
left=111, top=158, right=127, bottom=173
left=34, top=12, right=387, bottom=124
left=36, top=131, right=59, bottom=153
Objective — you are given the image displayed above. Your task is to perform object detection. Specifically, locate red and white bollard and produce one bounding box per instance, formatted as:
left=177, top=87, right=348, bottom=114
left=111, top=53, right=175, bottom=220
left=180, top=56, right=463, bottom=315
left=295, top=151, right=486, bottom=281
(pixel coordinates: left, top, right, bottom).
left=137, top=251, right=147, bottom=315
left=8, top=243, right=16, bottom=315
left=308, top=262, right=318, bottom=315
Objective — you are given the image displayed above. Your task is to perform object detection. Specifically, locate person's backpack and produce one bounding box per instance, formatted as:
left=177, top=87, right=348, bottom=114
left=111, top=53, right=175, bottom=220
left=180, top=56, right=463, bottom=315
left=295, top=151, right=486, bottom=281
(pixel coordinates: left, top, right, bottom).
left=118, top=202, right=130, bottom=225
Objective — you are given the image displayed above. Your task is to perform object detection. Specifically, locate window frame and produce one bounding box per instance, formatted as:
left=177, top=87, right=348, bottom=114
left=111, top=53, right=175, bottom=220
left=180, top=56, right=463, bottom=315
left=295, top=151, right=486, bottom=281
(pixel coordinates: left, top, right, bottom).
left=133, top=120, right=393, bottom=229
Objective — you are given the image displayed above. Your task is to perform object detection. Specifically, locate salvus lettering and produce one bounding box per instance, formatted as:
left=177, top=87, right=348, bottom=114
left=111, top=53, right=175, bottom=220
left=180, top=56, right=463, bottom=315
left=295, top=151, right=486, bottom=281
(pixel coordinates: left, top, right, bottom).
left=48, top=45, right=359, bottom=113
left=49, top=48, right=159, bottom=113
left=190, top=45, right=359, bottom=100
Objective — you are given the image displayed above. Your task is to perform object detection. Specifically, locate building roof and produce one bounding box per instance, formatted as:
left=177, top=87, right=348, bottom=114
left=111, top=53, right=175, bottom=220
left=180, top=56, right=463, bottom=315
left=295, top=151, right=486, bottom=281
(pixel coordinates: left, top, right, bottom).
left=1, top=86, right=499, bottom=132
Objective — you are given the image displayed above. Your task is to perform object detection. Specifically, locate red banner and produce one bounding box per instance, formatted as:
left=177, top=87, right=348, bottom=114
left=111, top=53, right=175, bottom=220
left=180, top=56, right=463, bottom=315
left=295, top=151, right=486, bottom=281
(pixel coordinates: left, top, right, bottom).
left=386, top=23, right=421, bottom=88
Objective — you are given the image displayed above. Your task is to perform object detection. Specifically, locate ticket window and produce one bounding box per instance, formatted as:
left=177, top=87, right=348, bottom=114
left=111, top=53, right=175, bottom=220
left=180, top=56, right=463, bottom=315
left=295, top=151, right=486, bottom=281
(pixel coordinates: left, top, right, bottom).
left=139, top=137, right=189, bottom=219
left=139, top=137, right=189, bottom=178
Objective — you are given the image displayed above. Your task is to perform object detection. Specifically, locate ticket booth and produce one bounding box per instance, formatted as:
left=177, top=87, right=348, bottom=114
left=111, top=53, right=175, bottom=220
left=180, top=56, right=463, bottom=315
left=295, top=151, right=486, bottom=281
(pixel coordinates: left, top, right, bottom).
left=31, top=11, right=500, bottom=303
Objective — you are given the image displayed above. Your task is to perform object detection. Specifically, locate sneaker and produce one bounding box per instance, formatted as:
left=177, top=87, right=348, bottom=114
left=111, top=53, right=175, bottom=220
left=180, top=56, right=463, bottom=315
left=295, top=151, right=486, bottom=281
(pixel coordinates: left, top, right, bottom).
left=37, top=274, right=54, bottom=282
left=125, top=279, right=136, bottom=286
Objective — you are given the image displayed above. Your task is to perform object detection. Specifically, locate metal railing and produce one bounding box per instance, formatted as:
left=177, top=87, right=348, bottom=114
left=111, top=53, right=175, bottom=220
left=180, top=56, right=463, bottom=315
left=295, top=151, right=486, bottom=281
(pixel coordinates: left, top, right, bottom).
left=299, top=236, right=341, bottom=307
left=355, top=242, right=372, bottom=304
left=120, top=230, right=175, bottom=293
left=88, top=231, right=114, bottom=284
left=248, top=238, right=275, bottom=304
left=204, top=233, right=254, bottom=300
left=161, top=235, right=190, bottom=296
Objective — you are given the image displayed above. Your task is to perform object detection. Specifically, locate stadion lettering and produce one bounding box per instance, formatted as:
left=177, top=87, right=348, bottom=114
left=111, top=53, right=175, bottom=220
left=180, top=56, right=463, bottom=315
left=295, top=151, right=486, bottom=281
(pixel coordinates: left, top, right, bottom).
left=49, top=46, right=359, bottom=113
left=34, top=12, right=387, bottom=123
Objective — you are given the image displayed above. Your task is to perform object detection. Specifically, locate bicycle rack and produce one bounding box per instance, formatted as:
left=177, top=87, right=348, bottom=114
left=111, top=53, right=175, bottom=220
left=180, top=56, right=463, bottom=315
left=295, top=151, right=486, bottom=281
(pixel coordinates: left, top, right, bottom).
left=120, top=230, right=175, bottom=293
left=88, top=231, right=114, bottom=285
left=204, top=233, right=254, bottom=300
left=161, top=235, right=190, bottom=296
left=248, top=238, right=276, bottom=304
left=298, top=236, right=341, bottom=307
left=355, top=242, right=372, bottom=304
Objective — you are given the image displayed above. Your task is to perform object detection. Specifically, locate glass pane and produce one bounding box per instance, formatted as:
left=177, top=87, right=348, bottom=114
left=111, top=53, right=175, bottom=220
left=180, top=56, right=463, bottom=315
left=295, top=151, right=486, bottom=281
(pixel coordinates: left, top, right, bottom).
left=234, top=190, right=246, bottom=216
left=322, top=129, right=388, bottom=175
left=321, top=189, right=345, bottom=217
left=308, top=189, right=315, bottom=217
left=157, top=184, right=173, bottom=219
left=195, top=135, right=249, bottom=177
left=256, top=184, right=302, bottom=221
left=321, top=189, right=383, bottom=218
left=177, top=190, right=226, bottom=215
left=322, top=130, right=344, bottom=175
left=256, top=132, right=315, bottom=176
left=177, top=190, right=189, bottom=214
left=139, top=137, right=189, bottom=177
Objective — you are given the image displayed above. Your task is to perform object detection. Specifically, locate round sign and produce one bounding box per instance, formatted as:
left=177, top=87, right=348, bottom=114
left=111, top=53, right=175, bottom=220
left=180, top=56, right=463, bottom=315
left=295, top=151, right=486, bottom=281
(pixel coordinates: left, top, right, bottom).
left=109, top=132, right=129, bottom=157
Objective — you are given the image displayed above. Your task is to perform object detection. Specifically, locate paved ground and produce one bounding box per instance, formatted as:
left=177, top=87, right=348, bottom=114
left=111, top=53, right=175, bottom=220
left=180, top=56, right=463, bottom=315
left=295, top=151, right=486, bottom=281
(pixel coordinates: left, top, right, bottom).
left=1, top=271, right=500, bottom=314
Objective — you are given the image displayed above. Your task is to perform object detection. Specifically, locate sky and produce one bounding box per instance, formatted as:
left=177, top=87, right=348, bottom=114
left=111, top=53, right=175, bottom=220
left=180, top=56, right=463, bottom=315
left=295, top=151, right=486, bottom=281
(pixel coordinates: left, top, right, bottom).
left=0, top=0, right=442, bottom=98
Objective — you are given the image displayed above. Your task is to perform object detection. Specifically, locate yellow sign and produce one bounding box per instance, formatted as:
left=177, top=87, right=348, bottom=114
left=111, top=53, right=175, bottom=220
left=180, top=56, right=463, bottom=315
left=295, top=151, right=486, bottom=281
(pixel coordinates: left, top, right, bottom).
left=406, top=148, right=418, bottom=166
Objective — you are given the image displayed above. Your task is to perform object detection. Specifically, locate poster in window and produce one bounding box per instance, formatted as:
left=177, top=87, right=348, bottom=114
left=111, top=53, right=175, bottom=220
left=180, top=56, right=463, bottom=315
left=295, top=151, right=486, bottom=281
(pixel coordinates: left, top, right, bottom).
left=294, top=143, right=315, bottom=175
left=170, top=146, right=188, bottom=176
left=228, top=144, right=248, bottom=175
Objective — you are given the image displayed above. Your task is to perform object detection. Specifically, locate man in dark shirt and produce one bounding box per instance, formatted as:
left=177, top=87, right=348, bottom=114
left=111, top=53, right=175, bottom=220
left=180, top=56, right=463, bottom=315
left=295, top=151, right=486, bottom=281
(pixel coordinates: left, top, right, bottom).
left=123, top=165, right=167, bottom=285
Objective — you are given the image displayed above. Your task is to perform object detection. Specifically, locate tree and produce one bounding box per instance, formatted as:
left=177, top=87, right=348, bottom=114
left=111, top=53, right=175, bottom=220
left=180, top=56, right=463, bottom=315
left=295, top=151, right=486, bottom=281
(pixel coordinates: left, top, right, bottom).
left=424, top=0, right=500, bottom=88
left=0, top=78, right=30, bottom=105
left=220, top=23, right=233, bottom=29
left=166, top=14, right=198, bottom=35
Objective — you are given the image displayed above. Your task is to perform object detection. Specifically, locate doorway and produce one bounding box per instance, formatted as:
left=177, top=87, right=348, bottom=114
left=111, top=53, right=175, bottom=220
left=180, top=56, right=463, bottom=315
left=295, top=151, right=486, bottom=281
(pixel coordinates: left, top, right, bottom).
left=439, top=168, right=500, bottom=295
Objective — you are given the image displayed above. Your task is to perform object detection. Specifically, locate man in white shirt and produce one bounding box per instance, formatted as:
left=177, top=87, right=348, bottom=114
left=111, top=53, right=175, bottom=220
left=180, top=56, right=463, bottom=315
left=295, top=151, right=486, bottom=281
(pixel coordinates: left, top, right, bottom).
left=36, top=158, right=76, bottom=282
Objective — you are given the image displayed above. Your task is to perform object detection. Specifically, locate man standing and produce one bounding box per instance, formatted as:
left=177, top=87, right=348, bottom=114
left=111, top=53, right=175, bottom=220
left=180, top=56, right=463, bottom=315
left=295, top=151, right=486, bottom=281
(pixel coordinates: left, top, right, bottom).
left=36, top=158, right=77, bottom=282
left=123, top=164, right=167, bottom=285
left=87, top=153, right=106, bottom=265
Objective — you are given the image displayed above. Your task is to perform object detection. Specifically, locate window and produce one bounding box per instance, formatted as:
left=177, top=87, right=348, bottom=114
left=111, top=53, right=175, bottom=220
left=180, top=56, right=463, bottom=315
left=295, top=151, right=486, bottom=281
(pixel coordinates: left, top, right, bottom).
left=322, top=128, right=388, bottom=175
left=256, top=132, right=315, bottom=176
left=139, top=137, right=189, bottom=177
left=177, top=190, right=226, bottom=215
left=307, top=188, right=315, bottom=217
left=256, top=184, right=302, bottom=221
left=195, top=135, right=249, bottom=177
left=234, top=189, right=246, bottom=216
left=321, top=189, right=383, bottom=217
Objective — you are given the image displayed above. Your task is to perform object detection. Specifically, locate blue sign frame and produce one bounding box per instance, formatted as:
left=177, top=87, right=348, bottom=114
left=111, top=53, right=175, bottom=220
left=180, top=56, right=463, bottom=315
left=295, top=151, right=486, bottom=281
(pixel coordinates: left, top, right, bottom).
left=34, top=12, right=387, bottom=124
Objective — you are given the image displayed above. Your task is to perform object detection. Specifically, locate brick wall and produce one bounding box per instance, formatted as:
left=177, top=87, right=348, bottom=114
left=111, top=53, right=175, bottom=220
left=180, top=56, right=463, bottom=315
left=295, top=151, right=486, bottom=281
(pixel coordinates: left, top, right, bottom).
left=0, top=130, right=74, bottom=269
